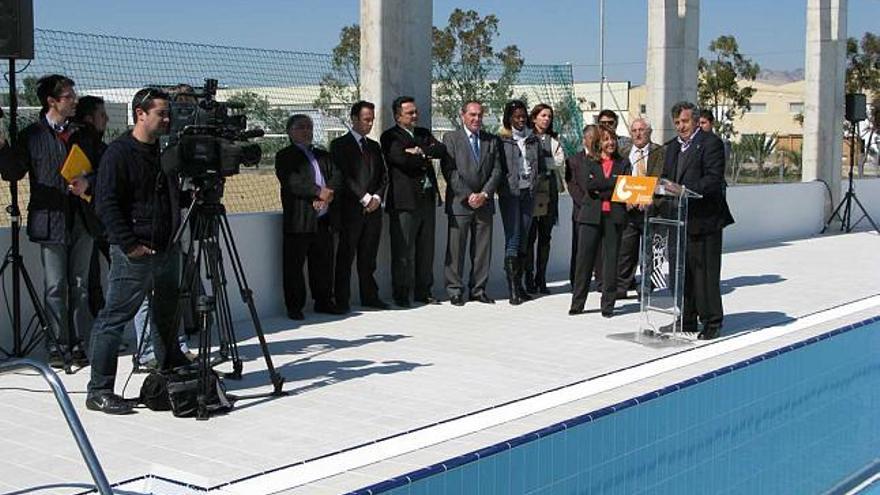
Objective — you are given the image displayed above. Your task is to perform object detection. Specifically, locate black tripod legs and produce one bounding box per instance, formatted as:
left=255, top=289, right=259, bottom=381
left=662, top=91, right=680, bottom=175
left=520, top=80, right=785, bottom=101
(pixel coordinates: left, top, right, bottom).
left=0, top=248, right=73, bottom=374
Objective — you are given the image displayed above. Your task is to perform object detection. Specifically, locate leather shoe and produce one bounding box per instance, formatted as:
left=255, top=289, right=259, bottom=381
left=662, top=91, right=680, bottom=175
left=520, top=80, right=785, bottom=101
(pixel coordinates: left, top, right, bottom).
left=698, top=326, right=721, bottom=340
left=538, top=285, right=551, bottom=295
left=568, top=307, right=584, bottom=316
left=469, top=293, right=495, bottom=304
left=362, top=299, right=390, bottom=310
left=450, top=295, right=465, bottom=306
left=287, top=310, right=304, bottom=320
left=86, top=393, right=134, bottom=415
left=601, top=310, right=614, bottom=318
left=414, top=296, right=440, bottom=305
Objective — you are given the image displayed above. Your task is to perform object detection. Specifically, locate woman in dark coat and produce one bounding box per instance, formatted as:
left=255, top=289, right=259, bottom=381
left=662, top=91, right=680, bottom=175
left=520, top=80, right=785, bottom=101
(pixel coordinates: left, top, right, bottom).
left=569, top=125, right=630, bottom=317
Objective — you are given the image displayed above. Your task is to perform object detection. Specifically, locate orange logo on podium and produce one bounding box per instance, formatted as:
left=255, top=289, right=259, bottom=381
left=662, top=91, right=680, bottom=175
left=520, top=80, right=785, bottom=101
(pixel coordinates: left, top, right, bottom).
left=612, top=176, right=658, bottom=205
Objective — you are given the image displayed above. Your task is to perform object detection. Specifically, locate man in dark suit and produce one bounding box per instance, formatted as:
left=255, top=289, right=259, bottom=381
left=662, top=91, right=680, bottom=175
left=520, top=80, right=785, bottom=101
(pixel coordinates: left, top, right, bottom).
left=440, top=100, right=504, bottom=306
left=380, top=96, right=446, bottom=307
left=330, top=101, right=389, bottom=312
left=275, top=114, right=344, bottom=320
left=662, top=101, right=734, bottom=340
left=616, top=118, right=665, bottom=298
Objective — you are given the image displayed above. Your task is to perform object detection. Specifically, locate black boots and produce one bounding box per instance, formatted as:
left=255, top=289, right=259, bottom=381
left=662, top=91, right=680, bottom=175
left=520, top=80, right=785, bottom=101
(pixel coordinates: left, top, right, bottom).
left=515, top=255, right=533, bottom=302
left=505, top=256, right=522, bottom=305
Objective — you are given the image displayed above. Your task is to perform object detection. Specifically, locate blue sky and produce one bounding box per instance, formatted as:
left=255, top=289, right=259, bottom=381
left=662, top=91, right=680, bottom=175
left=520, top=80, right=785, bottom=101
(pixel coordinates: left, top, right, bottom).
left=35, top=0, right=880, bottom=83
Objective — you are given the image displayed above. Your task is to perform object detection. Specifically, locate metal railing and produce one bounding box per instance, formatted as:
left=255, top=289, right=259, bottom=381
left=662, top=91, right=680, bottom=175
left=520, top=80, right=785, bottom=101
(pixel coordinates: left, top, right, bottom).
left=0, top=358, right=112, bottom=494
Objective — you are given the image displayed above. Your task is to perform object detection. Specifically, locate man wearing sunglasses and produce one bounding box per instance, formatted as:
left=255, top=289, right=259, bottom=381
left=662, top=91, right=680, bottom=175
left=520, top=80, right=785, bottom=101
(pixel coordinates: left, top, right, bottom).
left=0, top=74, right=97, bottom=369
left=86, top=87, right=190, bottom=414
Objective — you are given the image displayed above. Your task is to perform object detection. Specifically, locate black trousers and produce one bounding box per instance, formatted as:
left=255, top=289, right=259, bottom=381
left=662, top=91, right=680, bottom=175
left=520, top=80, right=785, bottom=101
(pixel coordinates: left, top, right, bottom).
left=617, top=217, right=643, bottom=293
left=570, top=215, right=623, bottom=312
left=525, top=215, right=554, bottom=284
left=334, top=209, right=382, bottom=308
left=282, top=218, right=334, bottom=313
left=569, top=218, right=579, bottom=285
left=682, top=230, right=724, bottom=331
left=389, top=192, right=436, bottom=302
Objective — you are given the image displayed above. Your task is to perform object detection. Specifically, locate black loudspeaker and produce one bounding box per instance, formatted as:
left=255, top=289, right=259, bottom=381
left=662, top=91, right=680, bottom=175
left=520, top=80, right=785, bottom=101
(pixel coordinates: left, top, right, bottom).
left=0, top=0, right=34, bottom=59
left=846, top=93, right=867, bottom=123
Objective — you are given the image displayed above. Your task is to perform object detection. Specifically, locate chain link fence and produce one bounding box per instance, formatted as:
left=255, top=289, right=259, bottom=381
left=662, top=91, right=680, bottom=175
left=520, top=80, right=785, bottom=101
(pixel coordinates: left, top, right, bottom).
left=0, top=29, right=581, bottom=226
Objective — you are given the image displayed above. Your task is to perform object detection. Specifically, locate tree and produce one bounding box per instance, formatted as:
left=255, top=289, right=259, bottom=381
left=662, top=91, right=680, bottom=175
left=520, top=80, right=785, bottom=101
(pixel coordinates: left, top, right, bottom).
left=738, top=132, right=777, bottom=180
left=697, top=35, right=759, bottom=139
left=845, top=33, right=880, bottom=95
left=314, top=24, right=360, bottom=121
left=227, top=91, right=289, bottom=134
left=432, top=9, right=524, bottom=129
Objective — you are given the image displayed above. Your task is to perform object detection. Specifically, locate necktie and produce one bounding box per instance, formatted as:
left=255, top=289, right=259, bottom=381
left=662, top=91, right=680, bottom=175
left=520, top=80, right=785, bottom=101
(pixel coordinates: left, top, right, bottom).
left=637, top=148, right=647, bottom=176
left=470, top=133, right=480, bottom=162
left=360, top=136, right=370, bottom=163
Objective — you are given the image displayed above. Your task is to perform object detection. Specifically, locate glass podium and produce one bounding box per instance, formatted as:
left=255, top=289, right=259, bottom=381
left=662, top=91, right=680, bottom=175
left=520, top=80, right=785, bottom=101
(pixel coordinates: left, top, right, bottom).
left=638, top=181, right=702, bottom=342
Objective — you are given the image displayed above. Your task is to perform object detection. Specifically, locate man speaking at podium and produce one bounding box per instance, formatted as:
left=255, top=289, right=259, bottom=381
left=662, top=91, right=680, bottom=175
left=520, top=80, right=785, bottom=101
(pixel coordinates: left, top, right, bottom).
left=661, top=101, right=734, bottom=340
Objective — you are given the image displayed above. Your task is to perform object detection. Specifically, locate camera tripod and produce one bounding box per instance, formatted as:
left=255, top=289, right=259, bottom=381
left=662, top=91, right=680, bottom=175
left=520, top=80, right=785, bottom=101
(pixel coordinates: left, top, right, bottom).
left=171, top=179, right=284, bottom=400
left=0, top=58, right=72, bottom=372
left=822, top=119, right=880, bottom=234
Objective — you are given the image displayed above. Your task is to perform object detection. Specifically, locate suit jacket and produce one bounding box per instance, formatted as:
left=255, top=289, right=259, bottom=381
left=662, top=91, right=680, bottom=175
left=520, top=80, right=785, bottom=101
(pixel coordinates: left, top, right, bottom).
left=575, top=156, right=630, bottom=226
left=380, top=125, right=444, bottom=211
left=662, top=130, right=735, bottom=235
left=329, top=132, right=388, bottom=224
left=440, top=128, right=504, bottom=216
left=565, top=150, right=591, bottom=221
left=275, top=143, right=342, bottom=234
left=620, top=141, right=665, bottom=178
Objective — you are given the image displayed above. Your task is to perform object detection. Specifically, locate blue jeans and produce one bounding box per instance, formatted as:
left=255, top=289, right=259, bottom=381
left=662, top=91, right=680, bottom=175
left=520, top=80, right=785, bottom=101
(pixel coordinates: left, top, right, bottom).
left=40, top=215, right=94, bottom=349
left=87, top=245, right=181, bottom=395
left=498, top=189, right=534, bottom=257
left=132, top=295, right=191, bottom=365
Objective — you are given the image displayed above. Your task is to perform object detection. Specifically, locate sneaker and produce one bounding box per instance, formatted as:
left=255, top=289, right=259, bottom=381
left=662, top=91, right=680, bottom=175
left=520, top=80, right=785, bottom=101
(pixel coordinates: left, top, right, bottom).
left=47, top=350, right=66, bottom=369
left=85, top=393, right=135, bottom=415
left=71, top=346, right=89, bottom=367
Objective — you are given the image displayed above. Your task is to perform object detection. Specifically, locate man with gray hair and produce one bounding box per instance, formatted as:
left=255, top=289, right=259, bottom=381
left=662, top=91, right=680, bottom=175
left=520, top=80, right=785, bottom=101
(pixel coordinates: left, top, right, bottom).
left=662, top=101, right=734, bottom=340
left=275, top=114, right=344, bottom=320
left=616, top=118, right=665, bottom=299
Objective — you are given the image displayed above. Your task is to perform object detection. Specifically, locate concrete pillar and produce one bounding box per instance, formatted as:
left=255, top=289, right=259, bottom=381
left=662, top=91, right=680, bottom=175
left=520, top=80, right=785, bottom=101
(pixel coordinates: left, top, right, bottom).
left=360, top=0, right=433, bottom=139
left=645, top=0, right=700, bottom=142
left=802, top=0, right=846, bottom=214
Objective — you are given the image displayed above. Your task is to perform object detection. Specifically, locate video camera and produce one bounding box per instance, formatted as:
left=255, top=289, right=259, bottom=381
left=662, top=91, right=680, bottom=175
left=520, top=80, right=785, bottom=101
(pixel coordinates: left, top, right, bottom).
left=161, top=78, right=263, bottom=180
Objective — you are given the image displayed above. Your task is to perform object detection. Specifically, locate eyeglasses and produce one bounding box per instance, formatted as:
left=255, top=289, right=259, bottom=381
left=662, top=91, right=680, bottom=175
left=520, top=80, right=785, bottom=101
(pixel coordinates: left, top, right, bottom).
left=599, top=120, right=616, bottom=125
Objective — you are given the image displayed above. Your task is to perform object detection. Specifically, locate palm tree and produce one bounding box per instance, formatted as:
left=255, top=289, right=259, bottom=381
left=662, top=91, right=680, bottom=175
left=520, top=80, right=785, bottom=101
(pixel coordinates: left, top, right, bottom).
left=738, top=133, right=778, bottom=180
left=779, top=148, right=803, bottom=182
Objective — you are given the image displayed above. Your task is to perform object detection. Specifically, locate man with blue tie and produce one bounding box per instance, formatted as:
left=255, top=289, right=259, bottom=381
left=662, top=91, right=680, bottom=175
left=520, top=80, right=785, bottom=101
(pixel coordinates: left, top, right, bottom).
left=275, top=114, right=344, bottom=320
left=440, top=100, right=504, bottom=306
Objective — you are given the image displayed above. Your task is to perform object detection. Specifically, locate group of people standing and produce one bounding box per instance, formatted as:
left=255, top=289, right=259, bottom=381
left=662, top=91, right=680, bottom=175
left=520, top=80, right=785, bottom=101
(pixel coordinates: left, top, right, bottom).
left=277, top=95, right=734, bottom=343
left=275, top=97, right=567, bottom=320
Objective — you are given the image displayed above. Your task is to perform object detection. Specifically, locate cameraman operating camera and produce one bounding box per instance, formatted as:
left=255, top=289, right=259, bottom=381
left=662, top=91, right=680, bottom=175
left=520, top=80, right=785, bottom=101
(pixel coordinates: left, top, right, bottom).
left=86, top=87, right=191, bottom=415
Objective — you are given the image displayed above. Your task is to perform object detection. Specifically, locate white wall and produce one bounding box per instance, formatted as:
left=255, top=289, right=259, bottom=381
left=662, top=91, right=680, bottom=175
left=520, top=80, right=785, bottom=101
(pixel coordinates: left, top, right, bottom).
left=0, top=179, right=874, bottom=349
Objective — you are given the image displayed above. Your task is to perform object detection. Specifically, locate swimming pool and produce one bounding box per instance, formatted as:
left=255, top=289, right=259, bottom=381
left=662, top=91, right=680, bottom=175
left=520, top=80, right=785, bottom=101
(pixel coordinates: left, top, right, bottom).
left=349, top=316, right=880, bottom=494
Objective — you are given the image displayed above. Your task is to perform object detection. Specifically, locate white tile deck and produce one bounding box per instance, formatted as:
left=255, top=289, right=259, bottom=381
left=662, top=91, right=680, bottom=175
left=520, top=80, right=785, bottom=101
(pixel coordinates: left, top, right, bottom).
left=1, top=231, right=878, bottom=494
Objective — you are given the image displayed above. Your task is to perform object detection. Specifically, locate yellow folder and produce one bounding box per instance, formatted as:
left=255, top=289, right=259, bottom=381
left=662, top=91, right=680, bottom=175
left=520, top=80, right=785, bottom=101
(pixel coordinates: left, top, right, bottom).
left=60, top=144, right=93, bottom=202
left=61, top=144, right=93, bottom=181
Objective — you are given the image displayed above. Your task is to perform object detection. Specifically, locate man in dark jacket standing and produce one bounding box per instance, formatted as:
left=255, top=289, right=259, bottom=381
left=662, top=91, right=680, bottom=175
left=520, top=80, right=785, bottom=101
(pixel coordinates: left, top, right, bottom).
left=0, top=75, right=95, bottom=367
left=87, top=88, right=190, bottom=414
left=276, top=114, right=344, bottom=320
left=330, top=101, right=388, bottom=312
left=662, top=101, right=734, bottom=340
left=380, top=96, right=445, bottom=307
left=441, top=100, right=503, bottom=306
